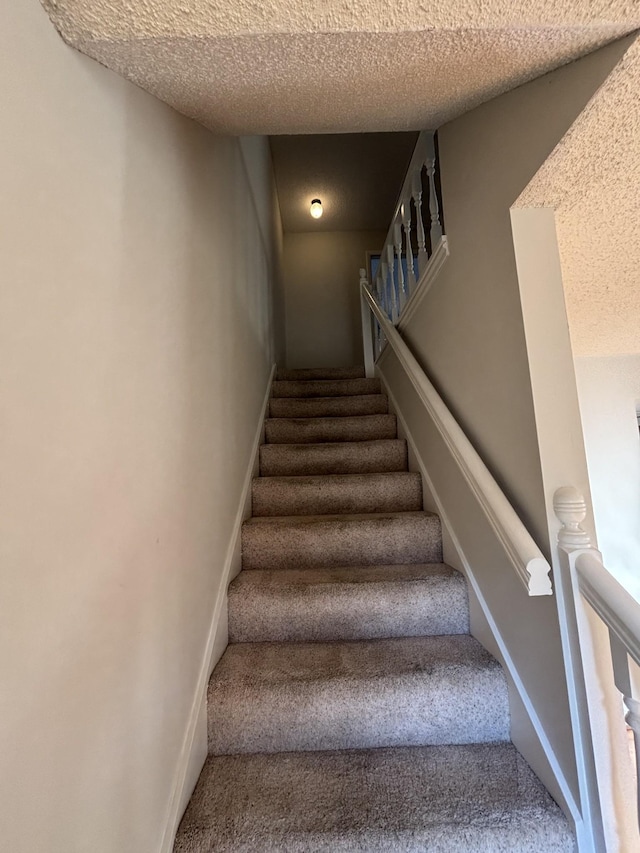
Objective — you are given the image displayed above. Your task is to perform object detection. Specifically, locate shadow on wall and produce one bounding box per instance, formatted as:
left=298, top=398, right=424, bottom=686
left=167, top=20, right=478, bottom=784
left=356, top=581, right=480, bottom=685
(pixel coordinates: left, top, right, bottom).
left=283, top=230, right=386, bottom=369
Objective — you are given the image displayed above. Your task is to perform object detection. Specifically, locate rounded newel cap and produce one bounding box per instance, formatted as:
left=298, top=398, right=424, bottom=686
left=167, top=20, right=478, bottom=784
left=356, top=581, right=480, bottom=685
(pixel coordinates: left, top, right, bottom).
left=553, top=486, right=586, bottom=516
left=554, top=486, right=591, bottom=548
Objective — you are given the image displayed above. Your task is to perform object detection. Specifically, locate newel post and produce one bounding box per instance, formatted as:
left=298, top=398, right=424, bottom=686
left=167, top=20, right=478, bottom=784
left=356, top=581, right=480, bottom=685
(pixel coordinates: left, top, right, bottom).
left=553, top=487, right=607, bottom=851
left=555, top=487, right=640, bottom=838
left=359, top=269, right=375, bottom=378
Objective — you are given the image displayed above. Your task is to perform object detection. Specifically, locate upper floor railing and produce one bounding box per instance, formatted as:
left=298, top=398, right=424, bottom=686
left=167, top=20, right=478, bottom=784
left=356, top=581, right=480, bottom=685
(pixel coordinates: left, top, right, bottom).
left=371, top=131, right=447, bottom=333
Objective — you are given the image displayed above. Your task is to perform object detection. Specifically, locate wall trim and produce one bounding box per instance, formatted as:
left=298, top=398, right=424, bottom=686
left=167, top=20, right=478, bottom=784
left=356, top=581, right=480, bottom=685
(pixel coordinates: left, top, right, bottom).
left=159, top=362, right=276, bottom=853
left=381, top=376, right=583, bottom=834
left=397, top=236, right=449, bottom=332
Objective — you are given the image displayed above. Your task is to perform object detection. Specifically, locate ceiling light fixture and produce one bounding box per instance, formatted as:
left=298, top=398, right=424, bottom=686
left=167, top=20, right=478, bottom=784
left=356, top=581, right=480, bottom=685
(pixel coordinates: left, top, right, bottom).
left=310, top=198, right=323, bottom=219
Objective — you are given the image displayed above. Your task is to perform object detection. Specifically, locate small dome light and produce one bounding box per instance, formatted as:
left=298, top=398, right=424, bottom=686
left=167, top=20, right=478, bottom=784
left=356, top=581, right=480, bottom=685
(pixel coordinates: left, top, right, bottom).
left=310, top=198, right=323, bottom=219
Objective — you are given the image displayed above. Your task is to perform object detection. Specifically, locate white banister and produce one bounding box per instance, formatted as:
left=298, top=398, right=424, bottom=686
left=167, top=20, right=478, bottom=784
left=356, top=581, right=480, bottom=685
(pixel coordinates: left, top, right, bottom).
left=554, top=486, right=640, bottom=837
left=361, top=281, right=553, bottom=596
left=372, top=131, right=445, bottom=327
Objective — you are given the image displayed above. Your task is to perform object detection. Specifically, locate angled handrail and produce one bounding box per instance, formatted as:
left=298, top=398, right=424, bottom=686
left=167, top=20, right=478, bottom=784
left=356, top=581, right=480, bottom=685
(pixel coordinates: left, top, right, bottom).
left=361, top=281, right=553, bottom=596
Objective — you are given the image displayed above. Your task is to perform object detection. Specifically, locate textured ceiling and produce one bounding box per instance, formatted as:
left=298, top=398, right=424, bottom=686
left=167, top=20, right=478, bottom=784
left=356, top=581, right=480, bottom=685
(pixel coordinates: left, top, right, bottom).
left=42, top=1, right=640, bottom=135
left=517, top=35, right=640, bottom=357
left=271, top=133, right=418, bottom=232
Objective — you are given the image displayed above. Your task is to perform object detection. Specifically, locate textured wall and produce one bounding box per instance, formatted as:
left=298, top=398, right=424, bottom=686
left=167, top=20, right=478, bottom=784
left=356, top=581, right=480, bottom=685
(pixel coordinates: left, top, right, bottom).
left=518, top=36, right=640, bottom=357
left=0, top=3, right=281, bottom=851
left=283, top=231, right=385, bottom=369
left=39, top=0, right=639, bottom=134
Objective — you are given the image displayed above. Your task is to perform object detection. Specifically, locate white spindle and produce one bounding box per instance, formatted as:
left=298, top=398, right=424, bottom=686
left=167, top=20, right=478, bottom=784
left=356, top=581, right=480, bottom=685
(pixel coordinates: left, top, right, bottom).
left=425, top=134, right=443, bottom=250
left=401, top=200, right=416, bottom=295
left=366, top=131, right=445, bottom=327
left=359, top=268, right=375, bottom=378
left=411, top=169, right=428, bottom=277
left=386, top=243, right=398, bottom=324
left=393, top=220, right=406, bottom=314
left=610, top=634, right=640, bottom=831
left=380, top=259, right=389, bottom=319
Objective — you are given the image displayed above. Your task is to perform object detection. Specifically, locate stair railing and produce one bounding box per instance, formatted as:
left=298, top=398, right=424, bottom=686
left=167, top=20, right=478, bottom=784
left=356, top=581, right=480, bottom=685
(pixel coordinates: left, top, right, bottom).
left=363, top=131, right=448, bottom=371
left=554, top=487, right=640, bottom=836
left=360, top=281, right=553, bottom=596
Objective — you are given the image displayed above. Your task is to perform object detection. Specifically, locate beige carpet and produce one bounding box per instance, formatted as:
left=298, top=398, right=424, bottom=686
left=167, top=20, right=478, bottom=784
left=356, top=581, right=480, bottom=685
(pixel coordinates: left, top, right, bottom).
left=174, top=365, right=576, bottom=852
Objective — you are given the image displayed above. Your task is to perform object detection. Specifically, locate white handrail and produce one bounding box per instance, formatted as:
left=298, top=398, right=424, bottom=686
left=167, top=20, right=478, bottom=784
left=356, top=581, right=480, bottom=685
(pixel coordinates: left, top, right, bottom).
left=576, top=550, right=640, bottom=668
left=361, top=281, right=553, bottom=596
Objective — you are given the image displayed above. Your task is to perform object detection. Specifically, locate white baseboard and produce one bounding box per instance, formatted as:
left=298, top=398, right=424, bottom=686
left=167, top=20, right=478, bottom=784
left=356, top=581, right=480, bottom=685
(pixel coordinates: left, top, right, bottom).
left=382, top=377, right=583, bottom=831
left=159, top=363, right=276, bottom=853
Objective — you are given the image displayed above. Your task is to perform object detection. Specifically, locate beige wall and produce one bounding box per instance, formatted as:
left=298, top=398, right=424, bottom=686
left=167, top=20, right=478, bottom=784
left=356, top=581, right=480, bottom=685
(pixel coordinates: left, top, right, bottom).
left=402, top=38, right=630, bottom=548
left=283, top=230, right=385, bottom=368
left=0, top=4, right=282, bottom=852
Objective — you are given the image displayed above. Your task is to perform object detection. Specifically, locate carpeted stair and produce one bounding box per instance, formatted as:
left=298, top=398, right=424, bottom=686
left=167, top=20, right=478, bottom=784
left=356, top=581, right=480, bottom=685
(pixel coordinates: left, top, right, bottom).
left=175, top=365, right=576, bottom=853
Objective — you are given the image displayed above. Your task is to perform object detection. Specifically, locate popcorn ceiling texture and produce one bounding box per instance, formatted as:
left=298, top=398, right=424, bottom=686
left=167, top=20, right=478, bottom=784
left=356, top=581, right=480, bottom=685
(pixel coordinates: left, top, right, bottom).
left=40, top=0, right=640, bottom=134
left=517, top=35, right=640, bottom=356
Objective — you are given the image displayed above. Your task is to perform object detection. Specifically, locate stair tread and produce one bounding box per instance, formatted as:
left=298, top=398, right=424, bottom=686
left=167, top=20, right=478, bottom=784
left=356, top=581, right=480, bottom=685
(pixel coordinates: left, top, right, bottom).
left=259, top=438, right=408, bottom=475
left=265, top=413, right=397, bottom=444
left=228, top=563, right=470, bottom=643
left=208, top=633, right=509, bottom=753
left=251, top=471, right=422, bottom=516
left=242, top=511, right=442, bottom=570
left=176, top=743, right=574, bottom=853
left=253, top=471, right=420, bottom=486
left=271, top=378, right=380, bottom=398
left=270, top=393, right=388, bottom=418
left=212, top=633, right=500, bottom=684
left=244, top=509, right=434, bottom=526
left=276, top=366, right=365, bottom=381
left=232, top=561, right=458, bottom=588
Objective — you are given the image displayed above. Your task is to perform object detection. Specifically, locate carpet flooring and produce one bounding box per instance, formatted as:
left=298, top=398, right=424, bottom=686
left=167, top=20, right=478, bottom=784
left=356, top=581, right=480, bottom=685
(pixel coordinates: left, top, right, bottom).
left=174, top=365, right=576, bottom=852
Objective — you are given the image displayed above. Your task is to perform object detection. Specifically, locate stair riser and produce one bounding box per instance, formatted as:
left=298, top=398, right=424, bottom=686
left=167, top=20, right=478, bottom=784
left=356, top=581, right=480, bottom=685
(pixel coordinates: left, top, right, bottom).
left=242, top=515, right=442, bottom=570
left=266, top=415, right=397, bottom=444
left=208, top=664, right=509, bottom=754
left=252, top=473, right=422, bottom=517
left=269, top=394, right=388, bottom=418
left=259, top=440, right=408, bottom=476
left=276, top=367, right=365, bottom=381
left=271, top=378, right=380, bottom=398
left=228, top=578, right=470, bottom=643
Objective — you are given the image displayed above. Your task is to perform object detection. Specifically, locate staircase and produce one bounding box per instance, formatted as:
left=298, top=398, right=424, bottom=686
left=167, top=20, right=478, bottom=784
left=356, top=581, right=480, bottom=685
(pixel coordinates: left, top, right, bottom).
left=175, top=366, right=575, bottom=852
